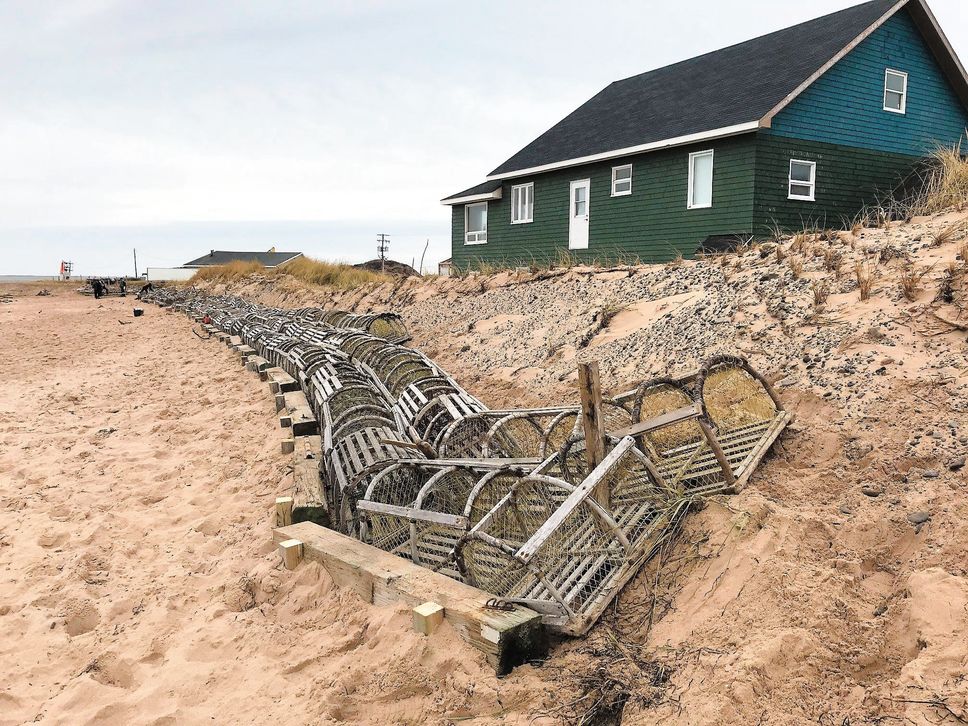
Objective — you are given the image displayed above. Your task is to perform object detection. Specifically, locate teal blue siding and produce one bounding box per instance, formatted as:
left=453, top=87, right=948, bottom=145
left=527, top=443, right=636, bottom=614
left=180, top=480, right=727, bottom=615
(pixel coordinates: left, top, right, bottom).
left=767, top=9, right=968, bottom=156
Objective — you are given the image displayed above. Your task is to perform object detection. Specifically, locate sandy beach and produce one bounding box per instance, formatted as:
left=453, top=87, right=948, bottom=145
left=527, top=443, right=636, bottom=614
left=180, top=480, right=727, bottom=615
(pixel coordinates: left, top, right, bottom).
left=0, top=287, right=546, bottom=725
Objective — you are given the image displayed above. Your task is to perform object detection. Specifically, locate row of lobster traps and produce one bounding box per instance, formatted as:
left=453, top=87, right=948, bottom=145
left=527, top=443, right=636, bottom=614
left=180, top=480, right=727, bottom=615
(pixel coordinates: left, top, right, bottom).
left=351, top=355, right=791, bottom=634
left=147, top=288, right=410, bottom=344
left=148, top=287, right=790, bottom=636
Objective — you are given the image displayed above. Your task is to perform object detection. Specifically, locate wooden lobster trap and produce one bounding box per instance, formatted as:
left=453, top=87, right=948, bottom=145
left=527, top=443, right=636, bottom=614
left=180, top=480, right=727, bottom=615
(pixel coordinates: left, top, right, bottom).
left=454, top=437, right=684, bottom=635
left=355, top=461, right=533, bottom=580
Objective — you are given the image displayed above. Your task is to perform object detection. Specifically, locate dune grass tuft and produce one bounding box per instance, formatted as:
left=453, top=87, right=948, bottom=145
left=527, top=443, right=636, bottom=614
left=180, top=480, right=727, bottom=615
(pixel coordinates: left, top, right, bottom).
left=910, top=143, right=968, bottom=215
left=190, top=255, right=389, bottom=290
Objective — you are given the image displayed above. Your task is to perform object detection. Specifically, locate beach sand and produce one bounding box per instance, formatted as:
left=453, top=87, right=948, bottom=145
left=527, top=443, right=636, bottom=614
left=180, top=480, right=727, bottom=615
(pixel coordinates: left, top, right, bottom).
left=0, top=287, right=547, bottom=725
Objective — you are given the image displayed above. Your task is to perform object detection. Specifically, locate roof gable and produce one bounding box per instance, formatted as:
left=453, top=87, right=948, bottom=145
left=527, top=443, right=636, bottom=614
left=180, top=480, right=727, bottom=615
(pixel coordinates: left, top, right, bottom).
left=488, top=0, right=903, bottom=179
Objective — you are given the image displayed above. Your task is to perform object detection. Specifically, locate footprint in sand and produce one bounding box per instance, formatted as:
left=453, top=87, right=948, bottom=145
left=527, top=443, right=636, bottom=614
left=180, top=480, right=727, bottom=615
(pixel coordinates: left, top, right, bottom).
left=84, top=651, right=135, bottom=689
left=62, top=597, right=100, bottom=636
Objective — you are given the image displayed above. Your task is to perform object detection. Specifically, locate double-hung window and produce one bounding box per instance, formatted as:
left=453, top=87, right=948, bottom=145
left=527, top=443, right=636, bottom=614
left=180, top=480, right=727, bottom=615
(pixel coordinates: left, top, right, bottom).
left=883, top=69, right=908, bottom=114
left=465, top=202, right=487, bottom=245
left=611, top=164, right=632, bottom=196
left=510, top=183, right=533, bottom=224
left=788, top=160, right=817, bottom=201
left=687, top=150, right=714, bottom=209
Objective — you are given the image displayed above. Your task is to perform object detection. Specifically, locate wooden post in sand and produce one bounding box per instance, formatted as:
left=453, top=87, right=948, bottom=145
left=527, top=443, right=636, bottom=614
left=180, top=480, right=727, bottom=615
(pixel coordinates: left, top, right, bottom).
left=278, top=539, right=304, bottom=570
left=275, top=497, right=294, bottom=528
left=578, top=361, right=609, bottom=509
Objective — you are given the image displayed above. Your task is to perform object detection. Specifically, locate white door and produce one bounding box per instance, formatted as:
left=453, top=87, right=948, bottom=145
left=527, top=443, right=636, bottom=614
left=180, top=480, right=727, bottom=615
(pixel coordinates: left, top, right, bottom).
left=568, top=179, right=590, bottom=250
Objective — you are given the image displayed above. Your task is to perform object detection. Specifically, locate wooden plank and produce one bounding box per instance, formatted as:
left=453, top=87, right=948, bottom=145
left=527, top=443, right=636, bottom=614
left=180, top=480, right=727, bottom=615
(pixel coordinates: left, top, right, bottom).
left=228, top=335, right=243, bottom=349
left=292, top=435, right=328, bottom=526
left=279, top=391, right=318, bottom=436
left=246, top=355, right=269, bottom=375
left=578, top=361, right=608, bottom=508
left=236, top=344, right=255, bottom=360
left=356, top=500, right=468, bottom=529
left=517, top=438, right=635, bottom=565
left=275, top=497, right=294, bottom=527
left=729, top=411, right=793, bottom=493
left=608, top=402, right=703, bottom=439
left=266, top=367, right=299, bottom=394
left=273, top=521, right=547, bottom=674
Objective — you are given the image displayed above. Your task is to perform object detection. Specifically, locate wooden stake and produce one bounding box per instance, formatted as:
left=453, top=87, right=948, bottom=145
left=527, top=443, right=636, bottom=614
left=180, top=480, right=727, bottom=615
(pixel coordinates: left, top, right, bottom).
left=578, top=362, right=609, bottom=508
left=412, top=601, right=445, bottom=635
left=278, top=538, right=304, bottom=570
left=275, top=496, right=294, bottom=528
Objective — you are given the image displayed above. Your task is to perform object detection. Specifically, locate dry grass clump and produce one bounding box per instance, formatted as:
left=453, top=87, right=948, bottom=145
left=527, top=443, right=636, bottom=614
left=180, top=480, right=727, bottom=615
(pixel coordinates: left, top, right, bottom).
left=899, top=264, right=931, bottom=302
left=283, top=256, right=387, bottom=289
left=855, top=259, right=878, bottom=301
left=910, top=144, right=968, bottom=215
left=811, top=280, right=830, bottom=308
left=775, top=245, right=787, bottom=263
left=960, top=241, right=968, bottom=266
left=191, top=256, right=388, bottom=290
left=788, top=255, right=805, bottom=279
left=931, top=220, right=966, bottom=247
left=823, top=248, right=843, bottom=277
left=190, top=260, right=266, bottom=283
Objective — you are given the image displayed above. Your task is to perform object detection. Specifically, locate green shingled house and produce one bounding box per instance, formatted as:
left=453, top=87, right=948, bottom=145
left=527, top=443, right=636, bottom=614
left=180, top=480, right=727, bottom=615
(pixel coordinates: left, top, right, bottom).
left=442, top=0, right=968, bottom=268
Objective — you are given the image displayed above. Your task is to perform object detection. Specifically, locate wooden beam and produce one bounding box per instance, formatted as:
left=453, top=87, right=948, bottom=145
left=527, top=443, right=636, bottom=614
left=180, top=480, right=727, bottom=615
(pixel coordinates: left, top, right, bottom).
left=272, top=521, right=547, bottom=674
left=278, top=391, right=317, bottom=436
left=278, top=538, right=304, bottom=570
left=266, top=367, right=299, bottom=394
left=578, top=361, right=608, bottom=508
left=275, top=496, right=294, bottom=527
left=291, top=435, right=328, bottom=526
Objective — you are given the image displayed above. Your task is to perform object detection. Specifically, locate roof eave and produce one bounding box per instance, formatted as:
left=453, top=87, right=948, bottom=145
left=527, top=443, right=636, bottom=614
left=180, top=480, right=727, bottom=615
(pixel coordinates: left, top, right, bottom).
left=440, top=189, right=503, bottom=206
left=485, top=121, right=762, bottom=181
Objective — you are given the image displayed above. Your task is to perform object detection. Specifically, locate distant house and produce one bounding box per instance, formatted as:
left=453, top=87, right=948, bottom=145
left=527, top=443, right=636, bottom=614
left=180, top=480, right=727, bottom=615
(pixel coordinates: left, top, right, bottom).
left=438, top=258, right=453, bottom=277
left=146, top=247, right=303, bottom=281
left=181, top=248, right=303, bottom=268
left=442, top=0, right=968, bottom=267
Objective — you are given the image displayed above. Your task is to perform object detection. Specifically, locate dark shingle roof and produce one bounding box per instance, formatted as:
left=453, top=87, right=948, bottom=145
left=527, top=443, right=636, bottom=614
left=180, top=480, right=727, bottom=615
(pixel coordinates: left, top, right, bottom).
left=441, top=179, right=503, bottom=202
left=182, top=250, right=302, bottom=268
left=489, top=0, right=900, bottom=177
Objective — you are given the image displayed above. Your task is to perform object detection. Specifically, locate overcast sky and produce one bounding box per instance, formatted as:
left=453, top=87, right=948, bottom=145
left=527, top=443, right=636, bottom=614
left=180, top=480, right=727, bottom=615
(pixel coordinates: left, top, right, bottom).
left=2, top=0, right=966, bottom=276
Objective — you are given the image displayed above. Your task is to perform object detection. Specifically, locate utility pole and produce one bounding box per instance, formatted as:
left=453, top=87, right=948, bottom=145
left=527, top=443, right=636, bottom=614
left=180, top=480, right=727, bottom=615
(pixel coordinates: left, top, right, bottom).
left=376, top=234, right=390, bottom=273
left=133, top=248, right=138, bottom=279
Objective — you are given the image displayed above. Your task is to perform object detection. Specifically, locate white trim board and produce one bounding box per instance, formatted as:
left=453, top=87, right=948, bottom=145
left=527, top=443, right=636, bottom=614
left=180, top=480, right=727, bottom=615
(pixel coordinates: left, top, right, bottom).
left=441, top=188, right=502, bottom=206
left=484, top=121, right=761, bottom=181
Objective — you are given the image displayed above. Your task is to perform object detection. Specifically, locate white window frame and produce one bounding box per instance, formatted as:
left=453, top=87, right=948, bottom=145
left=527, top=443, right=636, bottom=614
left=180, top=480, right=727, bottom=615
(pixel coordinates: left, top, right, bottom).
left=610, top=164, right=633, bottom=197
left=788, top=159, right=817, bottom=202
left=464, top=202, right=487, bottom=245
left=687, top=150, right=714, bottom=209
left=883, top=69, right=908, bottom=114
left=510, top=183, right=534, bottom=224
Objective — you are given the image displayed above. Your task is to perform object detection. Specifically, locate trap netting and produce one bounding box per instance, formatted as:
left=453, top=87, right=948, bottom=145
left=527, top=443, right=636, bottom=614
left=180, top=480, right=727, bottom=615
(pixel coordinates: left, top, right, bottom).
left=357, top=463, right=531, bottom=579
left=455, top=437, right=683, bottom=635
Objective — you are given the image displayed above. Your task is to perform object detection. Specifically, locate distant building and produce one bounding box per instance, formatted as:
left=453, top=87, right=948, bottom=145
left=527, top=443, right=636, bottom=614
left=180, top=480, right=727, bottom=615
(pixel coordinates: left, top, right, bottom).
left=438, top=258, right=453, bottom=277
left=147, top=247, right=303, bottom=281
left=181, top=248, right=303, bottom=268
